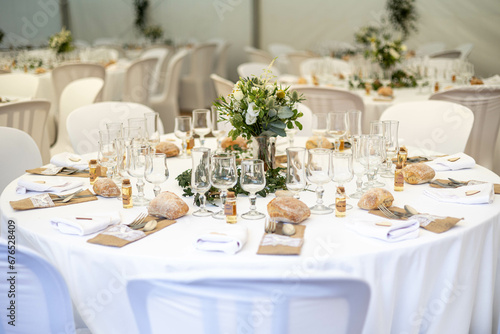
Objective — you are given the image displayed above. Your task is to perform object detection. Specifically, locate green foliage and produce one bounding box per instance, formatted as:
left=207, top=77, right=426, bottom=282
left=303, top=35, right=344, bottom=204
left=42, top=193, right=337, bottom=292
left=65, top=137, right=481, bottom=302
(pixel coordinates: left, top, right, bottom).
left=143, top=25, right=163, bottom=43
left=134, top=0, right=149, bottom=31
left=48, top=27, right=74, bottom=54
left=386, top=0, right=418, bottom=39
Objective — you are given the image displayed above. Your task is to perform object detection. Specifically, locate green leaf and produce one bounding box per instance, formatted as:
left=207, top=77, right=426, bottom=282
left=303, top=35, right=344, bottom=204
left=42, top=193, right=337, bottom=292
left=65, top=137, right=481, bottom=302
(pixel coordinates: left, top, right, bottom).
left=268, top=109, right=277, bottom=117
left=277, top=106, right=293, bottom=119
left=260, top=130, right=276, bottom=137
left=295, top=121, right=303, bottom=130
left=270, top=120, right=285, bottom=129
left=287, top=122, right=293, bottom=129
left=269, top=126, right=286, bottom=137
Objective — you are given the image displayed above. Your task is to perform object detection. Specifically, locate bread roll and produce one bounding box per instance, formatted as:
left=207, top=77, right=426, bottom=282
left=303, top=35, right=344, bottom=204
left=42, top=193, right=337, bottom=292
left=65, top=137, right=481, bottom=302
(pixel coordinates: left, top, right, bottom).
left=148, top=191, right=189, bottom=219
left=403, top=163, right=435, bottom=184
left=93, top=178, right=120, bottom=198
left=267, top=197, right=311, bottom=223
left=358, top=188, right=394, bottom=210
left=306, top=136, right=334, bottom=149
left=377, top=86, right=393, bottom=97
left=221, top=137, right=248, bottom=150
left=155, top=142, right=180, bottom=157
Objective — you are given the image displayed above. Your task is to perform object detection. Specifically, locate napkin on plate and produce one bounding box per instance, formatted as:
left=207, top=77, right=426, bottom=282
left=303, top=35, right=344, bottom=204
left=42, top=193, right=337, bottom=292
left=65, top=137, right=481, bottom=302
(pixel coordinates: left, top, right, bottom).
left=194, top=225, right=248, bottom=254
left=423, top=182, right=494, bottom=205
left=51, top=212, right=121, bottom=236
left=50, top=152, right=89, bottom=170
left=347, top=218, right=419, bottom=242
left=16, top=178, right=84, bottom=194
left=426, top=152, right=475, bottom=171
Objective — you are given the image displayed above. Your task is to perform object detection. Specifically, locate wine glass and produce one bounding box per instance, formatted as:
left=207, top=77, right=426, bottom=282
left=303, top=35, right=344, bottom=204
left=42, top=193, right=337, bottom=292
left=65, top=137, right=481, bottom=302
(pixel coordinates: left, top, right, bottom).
left=306, top=148, right=333, bottom=214
left=97, top=136, right=117, bottom=180
left=312, top=113, right=329, bottom=148
left=327, top=112, right=348, bottom=151
left=210, top=153, right=237, bottom=219
left=125, top=143, right=151, bottom=206
left=174, top=116, right=192, bottom=159
left=145, top=153, right=169, bottom=197
left=286, top=147, right=307, bottom=199
left=105, top=123, right=124, bottom=184
left=211, top=106, right=227, bottom=153
left=144, top=112, right=161, bottom=148
left=123, top=126, right=143, bottom=145
left=347, top=110, right=362, bottom=139
left=240, top=159, right=266, bottom=220
left=330, top=152, right=354, bottom=209
left=359, top=135, right=384, bottom=190
left=128, top=117, right=147, bottom=139
left=349, top=137, right=367, bottom=199
left=191, top=147, right=212, bottom=217
left=192, top=109, right=211, bottom=147
left=381, top=120, right=399, bottom=178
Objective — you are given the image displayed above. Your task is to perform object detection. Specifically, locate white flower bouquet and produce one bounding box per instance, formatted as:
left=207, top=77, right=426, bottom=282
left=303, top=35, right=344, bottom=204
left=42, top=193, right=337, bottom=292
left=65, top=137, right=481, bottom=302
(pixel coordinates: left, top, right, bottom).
left=49, top=27, right=74, bottom=54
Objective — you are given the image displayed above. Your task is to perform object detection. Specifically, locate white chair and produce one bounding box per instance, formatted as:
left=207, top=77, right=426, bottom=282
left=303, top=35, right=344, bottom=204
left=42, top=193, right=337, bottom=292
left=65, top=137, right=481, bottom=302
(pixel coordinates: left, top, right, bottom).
left=0, top=73, right=39, bottom=97
left=50, top=78, right=104, bottom=155
left=286, top=51, right=317, bottom=76
left=52, top=63, right=106, bottom=105
left=179, top=42, right=218, bottom=109
left=150, top=49, right=189, bottom=133
left=380, top=101, right=474, bottom=155
left=210, top=73, right=234, bottom=98
left=0, top=100, right=50, bottom=164
left=0, top=127, right=42, bottom=193
left=123, top=57, right=158, bottom=106
left=213, top=40, right=231, bottom=79
left=244, top=46, right=274, bottom=64
left=430, top=86, right=500, bottom=170
left=0, top=239, right=76, bottom=334
left=126, top=274, right=371, bottom=334
left=237, top=62, right=281, bottom=79
left=296, top=102, right=313, bottom=136
left=415, top=42, right=446, bottom=57
left=429, top=50, right=461, bottom=59
left=290, top=85, right=365, bottom=115
left=67, top=102, right=164, bottom=154
left=455, top=43, right=474, bottom=60
left=268, top=43, right=296, bottom=59
left=141, top=47, right=170, bottom=95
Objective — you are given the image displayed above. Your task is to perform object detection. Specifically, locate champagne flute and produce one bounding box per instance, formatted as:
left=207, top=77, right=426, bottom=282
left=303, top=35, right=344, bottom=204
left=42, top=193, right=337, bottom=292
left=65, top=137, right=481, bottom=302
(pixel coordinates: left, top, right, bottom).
left=191, top=147, right=212, bottom=217
left=144, top=112, right=161, bottom=147
left=192, top=109, right=211, bottom=147
left=330, top=152, right=354, bottom=209
left=359, top=135, right=384, bottom=190
left=145, top=153, right=169, bottom=197
left=240, top=159, right=266, bottom=220
left=126, top=143, right=151, bottom=206
left=306, top=148, right=333, bottom=214
left=349, top=137, right=367, bottom=199
left=312, top=113, right=329, bottom=148
left=211, top=106, right=227, bottom=153
left=105, top=123, right=124, bottom=184
left=210, top=153, right=237, bottom=219
left=328, top=112, right=348, bottom=151
left=174, top=116, right=192, bottom=159
left=381, top=120, right=399, bottom=178
left=286, top=147, right=307, bottom=199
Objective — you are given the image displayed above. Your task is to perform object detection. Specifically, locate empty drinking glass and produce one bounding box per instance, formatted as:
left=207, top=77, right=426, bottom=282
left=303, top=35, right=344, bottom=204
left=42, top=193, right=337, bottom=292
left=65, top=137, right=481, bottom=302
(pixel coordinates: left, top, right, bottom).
left=144, top=112, right=161, bottom=147
left=174, top=116, right=192, bottom=159
left=286, top=147, right=307, bottom=199
left=126, top=143, right=151, bottom=206
left=330, top=152, right=354, bottom=209
left=192, top=109, right=211, bottom=147
left=381, top=120, right=399, bottom=178
left=240, top=159, right=266, bottom=219
left=312, top=113, right=329, bottom=148
left=359, top=135, right=384, bottom=190
left=328, top=112, right=348, bottom=151
left=306, top=148, right=333, bottom=214
left=211, top=106, right=227, bottom=153
left=145, top=153, right=169, bottom=197
left=349, top=137, right=367, bottom=199
left=210, top=153, right=237, bottom=219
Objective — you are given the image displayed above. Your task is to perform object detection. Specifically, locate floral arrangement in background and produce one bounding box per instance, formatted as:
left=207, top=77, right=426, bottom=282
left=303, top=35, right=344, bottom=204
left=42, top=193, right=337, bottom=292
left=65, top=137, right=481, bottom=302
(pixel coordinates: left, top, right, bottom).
left=143, top=25, right=164, bottom=43
left=365, top=33, right=406, bottom=70
left=48, top=27, right=74, bottom=54
left=0, top=29, right=4, bottom=45
left=213, top=63, right=304, bottom=141
left=349, top=69, right=418, bottom=89
left=386, top=0, right=418, bottom=39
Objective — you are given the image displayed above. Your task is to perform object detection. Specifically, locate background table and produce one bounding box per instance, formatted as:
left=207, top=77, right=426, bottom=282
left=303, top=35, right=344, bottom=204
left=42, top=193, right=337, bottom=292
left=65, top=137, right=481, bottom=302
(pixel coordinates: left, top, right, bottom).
left=1, top=137, right=499, bottom=334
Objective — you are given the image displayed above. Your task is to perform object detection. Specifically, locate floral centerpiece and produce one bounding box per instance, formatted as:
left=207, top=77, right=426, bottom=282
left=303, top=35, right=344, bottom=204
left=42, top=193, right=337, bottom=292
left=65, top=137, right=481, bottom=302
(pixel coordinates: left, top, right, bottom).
left=143, top=24, right=163, bottom=43
left=49, top=27, right=74, bottom=54
left=213, top=62, right=304, bottom=169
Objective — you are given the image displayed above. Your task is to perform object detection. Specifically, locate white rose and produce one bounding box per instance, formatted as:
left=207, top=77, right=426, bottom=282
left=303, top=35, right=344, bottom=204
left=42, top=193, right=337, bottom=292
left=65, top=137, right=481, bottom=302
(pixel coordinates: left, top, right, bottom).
left=389, top=48, right=400, bottom=59
left=233, top=89, right=244, bottom=101
left=247, top=102, right=259, bottom=117
left=245, top=113, right=257, bottom=125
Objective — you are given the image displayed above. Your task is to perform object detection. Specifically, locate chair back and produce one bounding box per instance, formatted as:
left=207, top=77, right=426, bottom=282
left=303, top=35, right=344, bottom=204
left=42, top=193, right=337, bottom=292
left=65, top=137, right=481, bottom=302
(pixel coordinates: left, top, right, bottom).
left=127, top=274, right=371, bottom=334
left=268, top=43, right=296, bottom=58
left=0, top=239, right=75, bottom=334
left=213, top=40, right=231, bottom=78
left=141, top=47, right=170, bottom=95
left=429, top=50, right=461, bottom=59
left=0, top=127, right=42, bottom=192
left=286, top=51, right=316, bottom=76
left=51, top=78, right=104, bottom=155
left=380, top=100, right=474, bottom=155
left=0, top=73, right=39, bottom=97
left=415, top=42, right=446, bottom=57
left=123, top=57, right=158, bottom=105
left=430, top=86, right=500, bottom=169
left=187, top=43, right=218, bottom=78
left=210, top=73, right=234, bottom=98
left=67, top=101, right=163, bottom=154
left=244, top=46, right=274, bottom=64
left=237, top=62, right=281, bottom=79
left=455, top=43, right=474, bottom=60
left=0, top=99, right=50, bottom=163
left=290, top=85, right=365, bottom=115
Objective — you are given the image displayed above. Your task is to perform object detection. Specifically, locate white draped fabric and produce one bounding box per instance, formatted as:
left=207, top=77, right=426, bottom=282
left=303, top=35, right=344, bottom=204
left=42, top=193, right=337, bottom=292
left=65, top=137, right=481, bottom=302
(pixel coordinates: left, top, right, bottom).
left=1, top=137, right=499, bottom=334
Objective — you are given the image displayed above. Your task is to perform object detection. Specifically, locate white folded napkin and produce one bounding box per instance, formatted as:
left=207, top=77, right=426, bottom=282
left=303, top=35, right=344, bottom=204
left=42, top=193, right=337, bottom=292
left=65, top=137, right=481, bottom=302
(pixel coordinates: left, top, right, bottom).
left=16, top=178, right=84, bottom=194
left=423, top=182, right=494, bottom=205
left=483, top=74, right=500, bottom=85
left=426, top=152, right=475, bottom=171
left=50, top=152, right=89, bottom=170
left=194, top=225, right=248, bottom=254
left=347, top=218, right=419, bottom=242
left=51, top=212, right=121, bottom=236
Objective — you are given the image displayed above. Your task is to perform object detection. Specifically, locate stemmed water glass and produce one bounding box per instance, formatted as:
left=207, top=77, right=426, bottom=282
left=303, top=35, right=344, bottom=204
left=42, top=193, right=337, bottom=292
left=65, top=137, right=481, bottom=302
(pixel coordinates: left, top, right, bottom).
left=306, top=148, right=333, bottom=214
left=191, top=147, right=212, bottom=217
left=347, top=110, right=362, bottom=139
left=105, top=124, right=124, bottom=184
left=328, top=112, right=348, bottom=151
left=126, top=143, right=151, bottom=206
left=174, top=116, right=192, bottom=159
left=97, top=134, right=117, bottom=180
left=211, top=106, right=227, bottom=153
left=312, top=113, right=329, bottom=148
left=330, top=152, right=354, bottom=209
left=210, top=153, right=237, bottom=219
left=240, top=159, right=266, bottom=220
left=144, top=112, right=161, bottom=148
left=128, top=117, right=147, bottom=140
left=286, top=147, right=307, bottom=199
left=359, top=135, right=384, bottom=190
left=192, top=109, right=211, bottom=147
left=381, top=120, right=399, bottom=178
left=145, top=153, right=169, bottom=197
left=349, top=137, right=367, bottom=199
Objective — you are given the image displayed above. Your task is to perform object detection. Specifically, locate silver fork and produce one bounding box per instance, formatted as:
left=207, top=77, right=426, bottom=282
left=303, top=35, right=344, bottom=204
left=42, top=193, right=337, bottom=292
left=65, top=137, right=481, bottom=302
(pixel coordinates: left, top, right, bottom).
left=377, top=205, right=400, bottom=219
left=127, top=213, right=148, bottom=229
left=265, top=216, right=277, bottom=233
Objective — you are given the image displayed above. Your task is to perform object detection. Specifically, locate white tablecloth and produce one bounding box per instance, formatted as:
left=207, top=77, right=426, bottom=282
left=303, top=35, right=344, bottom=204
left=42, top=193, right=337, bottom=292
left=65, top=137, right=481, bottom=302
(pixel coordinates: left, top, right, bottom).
left=1, top=137, right=499, bottom=334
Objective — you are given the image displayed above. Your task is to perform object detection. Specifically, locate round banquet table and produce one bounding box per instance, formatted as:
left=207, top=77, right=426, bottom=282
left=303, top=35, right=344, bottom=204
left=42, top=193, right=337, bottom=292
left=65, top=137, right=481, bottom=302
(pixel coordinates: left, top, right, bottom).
left=1, top=137, right=500, bottom=334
